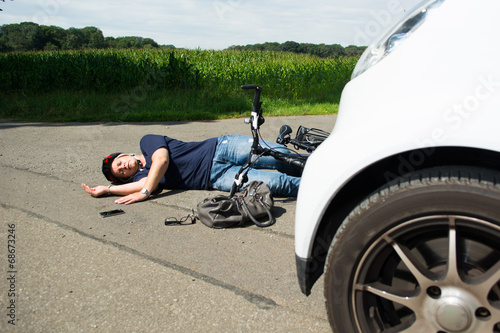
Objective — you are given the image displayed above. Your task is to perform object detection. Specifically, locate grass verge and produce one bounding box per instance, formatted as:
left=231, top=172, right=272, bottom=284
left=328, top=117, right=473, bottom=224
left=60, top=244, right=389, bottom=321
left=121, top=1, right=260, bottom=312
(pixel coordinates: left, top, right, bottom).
left=0, top=88, right=338, bottom=122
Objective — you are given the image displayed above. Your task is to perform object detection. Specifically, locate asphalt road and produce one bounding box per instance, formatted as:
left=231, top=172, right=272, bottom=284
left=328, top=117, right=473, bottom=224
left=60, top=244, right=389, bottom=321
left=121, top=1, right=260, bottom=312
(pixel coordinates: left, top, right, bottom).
left=0, top=115, right=336, bottom=332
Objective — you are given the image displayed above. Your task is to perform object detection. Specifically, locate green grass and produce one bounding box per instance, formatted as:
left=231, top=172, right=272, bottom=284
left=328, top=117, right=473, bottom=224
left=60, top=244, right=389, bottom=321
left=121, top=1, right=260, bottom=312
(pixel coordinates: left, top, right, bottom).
left=0, top=89, right=339, bottom=122
left=0, top=49, right=355, bottom=122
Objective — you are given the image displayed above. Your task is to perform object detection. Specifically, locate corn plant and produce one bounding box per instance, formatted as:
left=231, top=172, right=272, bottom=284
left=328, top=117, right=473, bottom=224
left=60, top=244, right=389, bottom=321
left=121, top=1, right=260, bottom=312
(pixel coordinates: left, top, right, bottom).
left=0, top=48, right=357, bottom=101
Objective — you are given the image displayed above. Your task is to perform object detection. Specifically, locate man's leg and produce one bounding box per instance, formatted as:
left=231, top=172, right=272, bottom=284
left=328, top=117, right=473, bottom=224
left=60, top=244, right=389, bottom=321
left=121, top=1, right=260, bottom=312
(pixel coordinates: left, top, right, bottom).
left=213, top=135, right=301, bottom=175
left=210, top=164, right=300, bottom=197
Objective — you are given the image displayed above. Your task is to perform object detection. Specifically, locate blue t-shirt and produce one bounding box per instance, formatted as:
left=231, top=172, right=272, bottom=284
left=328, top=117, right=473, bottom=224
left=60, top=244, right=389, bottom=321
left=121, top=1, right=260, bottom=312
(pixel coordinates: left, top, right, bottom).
left=133, top=134, right=218, bottom=190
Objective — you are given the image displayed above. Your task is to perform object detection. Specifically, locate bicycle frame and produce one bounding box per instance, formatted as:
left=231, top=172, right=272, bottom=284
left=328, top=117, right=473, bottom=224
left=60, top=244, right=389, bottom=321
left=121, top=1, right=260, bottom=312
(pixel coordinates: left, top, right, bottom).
left=229, top=84, right=310, bottom=197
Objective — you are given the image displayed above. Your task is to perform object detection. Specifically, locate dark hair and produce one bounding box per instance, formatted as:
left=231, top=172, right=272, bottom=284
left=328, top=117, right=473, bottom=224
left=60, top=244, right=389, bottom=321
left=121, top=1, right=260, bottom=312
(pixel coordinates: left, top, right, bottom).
left=101, top=152, right=128, bottom=184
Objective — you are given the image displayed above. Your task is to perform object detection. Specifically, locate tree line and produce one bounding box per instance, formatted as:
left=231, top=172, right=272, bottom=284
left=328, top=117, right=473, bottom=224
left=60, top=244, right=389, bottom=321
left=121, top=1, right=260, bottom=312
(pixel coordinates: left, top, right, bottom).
left=227, top=41, right=366, bottom=58
left=0, top=22, right=365, bottom=58
left=0, top=22, right=168, bottom=52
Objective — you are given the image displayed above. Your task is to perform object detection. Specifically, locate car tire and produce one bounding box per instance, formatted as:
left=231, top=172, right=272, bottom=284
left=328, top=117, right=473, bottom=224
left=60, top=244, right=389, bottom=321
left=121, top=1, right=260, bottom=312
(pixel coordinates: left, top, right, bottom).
left=324, top=166, right=500, bottom=333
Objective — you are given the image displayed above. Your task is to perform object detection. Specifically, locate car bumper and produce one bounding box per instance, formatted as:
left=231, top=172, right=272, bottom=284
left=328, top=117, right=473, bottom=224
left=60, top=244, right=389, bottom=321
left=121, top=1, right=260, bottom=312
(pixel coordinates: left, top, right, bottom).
left=295, top=254, right=323, bottom=296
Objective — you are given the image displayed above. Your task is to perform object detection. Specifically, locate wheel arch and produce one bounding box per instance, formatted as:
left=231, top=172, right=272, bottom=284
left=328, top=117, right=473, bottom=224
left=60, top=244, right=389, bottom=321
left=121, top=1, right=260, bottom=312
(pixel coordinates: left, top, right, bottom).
left=302, top=145, right=500, bottom=295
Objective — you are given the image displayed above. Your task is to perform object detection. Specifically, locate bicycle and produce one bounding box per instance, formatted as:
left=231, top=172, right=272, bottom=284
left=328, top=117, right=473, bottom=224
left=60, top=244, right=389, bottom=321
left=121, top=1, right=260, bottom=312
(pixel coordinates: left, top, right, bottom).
left=229, top=84, right=330, bottom=197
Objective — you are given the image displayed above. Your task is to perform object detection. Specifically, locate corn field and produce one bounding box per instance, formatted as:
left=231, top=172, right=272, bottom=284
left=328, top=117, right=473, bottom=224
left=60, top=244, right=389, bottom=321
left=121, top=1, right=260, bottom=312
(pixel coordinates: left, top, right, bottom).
left=0, top=48, right=357, bottom=101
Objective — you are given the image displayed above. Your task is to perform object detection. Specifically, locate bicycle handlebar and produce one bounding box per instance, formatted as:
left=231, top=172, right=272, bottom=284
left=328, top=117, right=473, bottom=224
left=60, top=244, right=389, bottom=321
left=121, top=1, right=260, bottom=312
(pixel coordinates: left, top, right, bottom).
left=264, top=148, right=306, bottom=169
left=241, top=84, right=262, bottom=91
left=241, top=85, right=262, bottom=113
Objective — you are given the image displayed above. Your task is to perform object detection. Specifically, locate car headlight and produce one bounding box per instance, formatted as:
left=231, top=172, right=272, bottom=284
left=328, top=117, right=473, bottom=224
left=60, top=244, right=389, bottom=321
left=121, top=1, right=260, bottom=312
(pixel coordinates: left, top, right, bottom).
left=351, top=0, right=445, bottom=79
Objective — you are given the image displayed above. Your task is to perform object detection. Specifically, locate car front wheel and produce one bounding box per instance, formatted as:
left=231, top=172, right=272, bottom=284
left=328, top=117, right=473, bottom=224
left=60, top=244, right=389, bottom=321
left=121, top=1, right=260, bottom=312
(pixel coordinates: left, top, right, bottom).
left=324, top=167, right=500, bottom=333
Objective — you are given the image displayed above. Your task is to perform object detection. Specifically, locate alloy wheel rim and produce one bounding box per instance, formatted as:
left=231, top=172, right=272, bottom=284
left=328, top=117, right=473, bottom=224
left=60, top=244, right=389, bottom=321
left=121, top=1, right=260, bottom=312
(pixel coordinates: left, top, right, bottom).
left=352, top=215, right=500, bottom=332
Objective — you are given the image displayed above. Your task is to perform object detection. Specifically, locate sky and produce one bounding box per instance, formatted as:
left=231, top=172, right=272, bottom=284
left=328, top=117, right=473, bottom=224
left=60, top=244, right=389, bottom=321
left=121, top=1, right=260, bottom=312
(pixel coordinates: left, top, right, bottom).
left=1, top=0, right=425, bottom=49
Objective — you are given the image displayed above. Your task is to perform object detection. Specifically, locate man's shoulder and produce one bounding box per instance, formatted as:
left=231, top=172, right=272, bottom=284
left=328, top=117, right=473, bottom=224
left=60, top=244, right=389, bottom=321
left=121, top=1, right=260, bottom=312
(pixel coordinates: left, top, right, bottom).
left=141, top=134, right=167, bottom=141
left=140, top=134, right=168, bottom=145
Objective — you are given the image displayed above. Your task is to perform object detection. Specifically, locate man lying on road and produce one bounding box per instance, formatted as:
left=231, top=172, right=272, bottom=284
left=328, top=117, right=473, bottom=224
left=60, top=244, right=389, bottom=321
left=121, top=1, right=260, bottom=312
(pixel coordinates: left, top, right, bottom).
left=81, top=134, right=301, bottom=204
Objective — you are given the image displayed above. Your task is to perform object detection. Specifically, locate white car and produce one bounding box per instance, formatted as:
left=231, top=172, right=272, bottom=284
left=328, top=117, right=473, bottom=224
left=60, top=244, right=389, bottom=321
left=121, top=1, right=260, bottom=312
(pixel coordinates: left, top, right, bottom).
left=295, top=0, right=500, bottom=332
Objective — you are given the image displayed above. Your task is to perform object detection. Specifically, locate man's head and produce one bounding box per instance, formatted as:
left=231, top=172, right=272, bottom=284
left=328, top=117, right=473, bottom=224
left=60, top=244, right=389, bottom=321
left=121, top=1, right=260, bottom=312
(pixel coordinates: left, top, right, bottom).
left=102, top=153, right=141, bottom=184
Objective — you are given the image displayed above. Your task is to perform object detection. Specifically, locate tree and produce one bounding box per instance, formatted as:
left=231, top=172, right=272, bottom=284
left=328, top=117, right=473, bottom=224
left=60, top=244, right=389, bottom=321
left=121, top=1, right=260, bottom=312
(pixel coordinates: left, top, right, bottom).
left=0, top=22, right=165, bottom=52
left=142, top=38, right=159, bottom=48
left=263, top=42, right=280, bottom=52
left=64, top=28, right=85, bottom=49
left=225, top=41, right=362, bottom=58
left=105, top=36, right=159, bottom=49
left=44, top=42, right=58, bottom=51
left=328, top=44, right=347, bottom=58
left=282, top=41, right=300, bottom=53
left=40, top=25, right=66, bottom=50
left=345, top=45, right=366, bottom=57
left=0, top=22, right=41, bottom=51
left=80, top=26, right=105, bottom=49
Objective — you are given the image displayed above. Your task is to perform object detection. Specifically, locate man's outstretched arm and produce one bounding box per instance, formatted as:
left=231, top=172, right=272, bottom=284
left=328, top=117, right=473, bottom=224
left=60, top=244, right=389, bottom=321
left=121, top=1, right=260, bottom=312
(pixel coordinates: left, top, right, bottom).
left=81, top=178, right=146, bottom=198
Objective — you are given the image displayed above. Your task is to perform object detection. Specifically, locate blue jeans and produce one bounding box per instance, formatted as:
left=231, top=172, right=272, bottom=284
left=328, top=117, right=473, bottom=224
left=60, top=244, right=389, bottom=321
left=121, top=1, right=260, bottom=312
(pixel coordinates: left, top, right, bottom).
left=209, top=135, right=301, bottom=197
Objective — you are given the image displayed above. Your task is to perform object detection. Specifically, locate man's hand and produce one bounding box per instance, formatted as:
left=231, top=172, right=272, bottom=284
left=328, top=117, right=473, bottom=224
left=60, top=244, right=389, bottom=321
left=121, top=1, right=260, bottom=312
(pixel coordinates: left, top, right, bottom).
left=81, top=183, right=108, bottom=197
left=114, top=192, right=149, bottom=205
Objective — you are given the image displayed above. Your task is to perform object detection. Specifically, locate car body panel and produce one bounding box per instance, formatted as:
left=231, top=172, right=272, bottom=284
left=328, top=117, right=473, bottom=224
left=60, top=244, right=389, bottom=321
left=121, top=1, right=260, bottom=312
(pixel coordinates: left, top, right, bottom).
left=295, top=0, right=500, bottom=277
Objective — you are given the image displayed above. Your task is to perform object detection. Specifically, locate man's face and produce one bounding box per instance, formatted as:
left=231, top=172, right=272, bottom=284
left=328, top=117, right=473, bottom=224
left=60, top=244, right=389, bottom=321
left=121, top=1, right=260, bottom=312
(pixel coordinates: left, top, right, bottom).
left=111, top=154, right=140, bottom=181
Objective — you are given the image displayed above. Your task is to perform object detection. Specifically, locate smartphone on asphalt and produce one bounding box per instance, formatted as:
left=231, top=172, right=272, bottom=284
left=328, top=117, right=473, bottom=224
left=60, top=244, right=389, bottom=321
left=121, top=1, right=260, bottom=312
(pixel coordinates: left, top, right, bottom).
left=99, top=209, right=125, bottom=218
